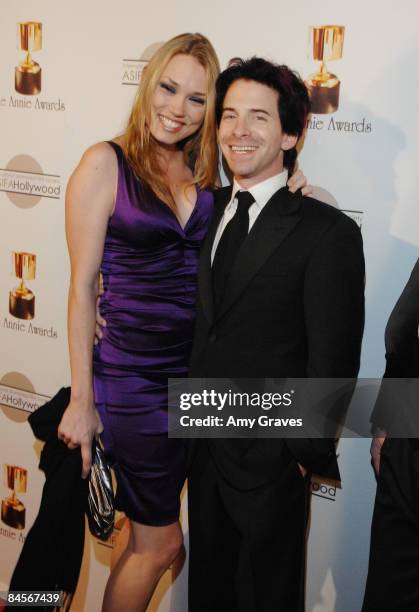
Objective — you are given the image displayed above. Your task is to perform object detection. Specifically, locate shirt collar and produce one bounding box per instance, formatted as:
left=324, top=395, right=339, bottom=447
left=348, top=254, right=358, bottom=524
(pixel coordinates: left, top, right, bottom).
left=230, top=170, right=289, bottom=211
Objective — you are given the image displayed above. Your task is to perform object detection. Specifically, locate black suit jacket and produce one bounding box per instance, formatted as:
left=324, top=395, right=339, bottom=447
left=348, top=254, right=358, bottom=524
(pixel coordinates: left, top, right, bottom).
left=370, top=258, right=419, bottom=440
left=189, top=185, right=365, bottom=489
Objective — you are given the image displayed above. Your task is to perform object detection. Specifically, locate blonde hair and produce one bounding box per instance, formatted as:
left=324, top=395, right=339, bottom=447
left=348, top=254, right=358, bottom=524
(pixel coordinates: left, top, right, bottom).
left=124, top=33, right=220, bottom=209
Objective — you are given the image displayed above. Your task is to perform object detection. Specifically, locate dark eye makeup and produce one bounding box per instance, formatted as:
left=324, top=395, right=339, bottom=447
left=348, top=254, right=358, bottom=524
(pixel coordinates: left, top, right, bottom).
left=159, top=82, right=205, bottom=106
left=190, top=96, right=205, bottom=105
left=160, top=82, right=176, bottom=94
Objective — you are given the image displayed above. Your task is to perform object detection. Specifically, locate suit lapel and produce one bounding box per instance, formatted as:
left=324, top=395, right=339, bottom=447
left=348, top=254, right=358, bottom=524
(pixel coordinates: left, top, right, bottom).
left=198, top=186, right=232, bottom=325
left=216, top=187, right=302, bottom=321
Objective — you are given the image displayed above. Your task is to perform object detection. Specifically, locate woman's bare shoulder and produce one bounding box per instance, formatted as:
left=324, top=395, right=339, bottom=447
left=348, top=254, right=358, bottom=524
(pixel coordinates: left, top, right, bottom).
left=78, top=141, right=118, bottom=174
left=67, top=142, right=118, bottom=211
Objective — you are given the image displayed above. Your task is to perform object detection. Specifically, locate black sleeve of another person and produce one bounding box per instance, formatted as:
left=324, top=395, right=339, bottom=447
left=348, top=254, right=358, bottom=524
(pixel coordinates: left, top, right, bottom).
left=371, top=257, right=419, bottom=432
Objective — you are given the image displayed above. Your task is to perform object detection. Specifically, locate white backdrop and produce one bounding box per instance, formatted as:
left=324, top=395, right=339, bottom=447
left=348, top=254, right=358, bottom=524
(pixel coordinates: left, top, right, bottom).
left=1, top=1, right=419, bottom=610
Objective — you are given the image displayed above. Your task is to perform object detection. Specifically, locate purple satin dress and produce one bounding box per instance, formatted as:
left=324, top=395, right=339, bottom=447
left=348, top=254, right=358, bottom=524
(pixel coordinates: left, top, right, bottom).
left=93, top=142, right=213, bottom=525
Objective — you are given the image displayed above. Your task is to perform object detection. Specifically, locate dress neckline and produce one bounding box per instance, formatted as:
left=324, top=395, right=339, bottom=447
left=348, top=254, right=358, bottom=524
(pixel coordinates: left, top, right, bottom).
left=109, top=140, right=200, bottom=233
left=153, top=186, right=201, bottom=233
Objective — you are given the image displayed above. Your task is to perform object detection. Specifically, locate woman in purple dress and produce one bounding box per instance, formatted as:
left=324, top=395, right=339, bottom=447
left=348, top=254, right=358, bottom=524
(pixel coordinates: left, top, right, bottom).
left=58, top=32, right=308, bottom=611
left=58, top=33, right=219, bottom=611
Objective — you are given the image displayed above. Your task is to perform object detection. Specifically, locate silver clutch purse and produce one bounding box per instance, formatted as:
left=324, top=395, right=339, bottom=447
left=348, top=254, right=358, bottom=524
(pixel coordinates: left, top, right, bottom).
left=87, top=439, right=115, bottom=541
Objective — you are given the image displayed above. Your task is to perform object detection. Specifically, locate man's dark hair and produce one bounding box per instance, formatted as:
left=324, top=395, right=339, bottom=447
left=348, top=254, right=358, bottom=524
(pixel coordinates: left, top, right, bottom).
left=215, top=57, right=310, bottom=174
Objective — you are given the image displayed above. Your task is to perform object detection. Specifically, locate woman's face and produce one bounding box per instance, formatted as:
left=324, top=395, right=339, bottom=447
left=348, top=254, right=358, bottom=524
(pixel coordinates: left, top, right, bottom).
left=149, top=53, right=207, bottom=149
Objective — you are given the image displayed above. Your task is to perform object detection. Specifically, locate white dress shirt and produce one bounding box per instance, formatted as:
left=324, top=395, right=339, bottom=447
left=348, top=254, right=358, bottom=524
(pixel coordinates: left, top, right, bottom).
left=211, top=170, right=288, bottom=264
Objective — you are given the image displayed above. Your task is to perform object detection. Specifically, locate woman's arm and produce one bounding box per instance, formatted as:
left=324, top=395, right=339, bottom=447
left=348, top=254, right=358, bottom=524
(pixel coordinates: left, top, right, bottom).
left=58, top=142, right=117, bottom=478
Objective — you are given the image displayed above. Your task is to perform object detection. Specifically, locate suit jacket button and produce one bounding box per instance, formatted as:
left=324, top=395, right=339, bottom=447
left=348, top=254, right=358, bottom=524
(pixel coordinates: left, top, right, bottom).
left=209, top=332, right=217, bottom=343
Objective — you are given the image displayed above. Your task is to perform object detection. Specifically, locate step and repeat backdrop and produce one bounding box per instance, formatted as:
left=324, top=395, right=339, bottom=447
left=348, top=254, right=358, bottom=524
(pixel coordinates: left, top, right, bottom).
left=1, top=1, right=419, bottom=610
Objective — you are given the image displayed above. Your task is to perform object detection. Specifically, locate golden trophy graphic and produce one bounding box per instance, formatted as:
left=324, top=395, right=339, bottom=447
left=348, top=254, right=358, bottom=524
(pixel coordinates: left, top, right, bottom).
left=306, top=25, right=345, bottom=114
left=1, top=465, right=27, bottom=530
left=15, top=21, right=42, bottom=95
left=9, top=252, right=36, bottom=320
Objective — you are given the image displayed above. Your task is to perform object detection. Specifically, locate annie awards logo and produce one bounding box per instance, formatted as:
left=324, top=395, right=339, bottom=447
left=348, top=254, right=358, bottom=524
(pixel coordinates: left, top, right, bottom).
left=0, top=22, right=65, bottom=112
left=1, top=465, right=27, bottom=530
left=9, top=252, right=36, bottom=320
left=304, top=25, right=372, bottom=135
left=305, top=25, right=345, bottom=115
left=15, top=22, right=42, bottom=96
left=3, top=251, right=59, bottom=340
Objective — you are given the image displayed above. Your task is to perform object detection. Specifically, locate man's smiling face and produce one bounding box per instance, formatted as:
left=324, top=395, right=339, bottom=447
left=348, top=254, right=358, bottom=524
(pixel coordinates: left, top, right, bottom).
left=218, top=78, right=296, bottom=188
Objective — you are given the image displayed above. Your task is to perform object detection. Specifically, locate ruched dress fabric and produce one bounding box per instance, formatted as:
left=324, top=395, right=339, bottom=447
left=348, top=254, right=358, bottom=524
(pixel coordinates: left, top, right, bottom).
left=93, top=142, right=213, bottom=526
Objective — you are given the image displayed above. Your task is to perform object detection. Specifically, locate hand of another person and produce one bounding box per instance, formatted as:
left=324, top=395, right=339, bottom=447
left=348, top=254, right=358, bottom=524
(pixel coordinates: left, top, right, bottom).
left=298, top=463, right=307, bottom=478
left=371, top=435, right=386, bottom=476
left=57, top=399, right=104, bottom=478
left=287, top=168, right=313, bottom=197
left=94, top=295, right=107, bottom=345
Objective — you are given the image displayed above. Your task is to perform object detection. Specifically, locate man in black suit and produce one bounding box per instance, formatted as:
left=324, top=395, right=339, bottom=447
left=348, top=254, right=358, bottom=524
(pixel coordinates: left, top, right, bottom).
left=187, top=58, right=365, bottom=612
left=363, top=259, right=419, bottom=611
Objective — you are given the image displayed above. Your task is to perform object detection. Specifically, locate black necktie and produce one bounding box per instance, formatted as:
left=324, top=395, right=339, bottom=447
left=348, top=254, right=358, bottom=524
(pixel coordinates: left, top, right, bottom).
left=212, top=190, right=255, bottom=309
